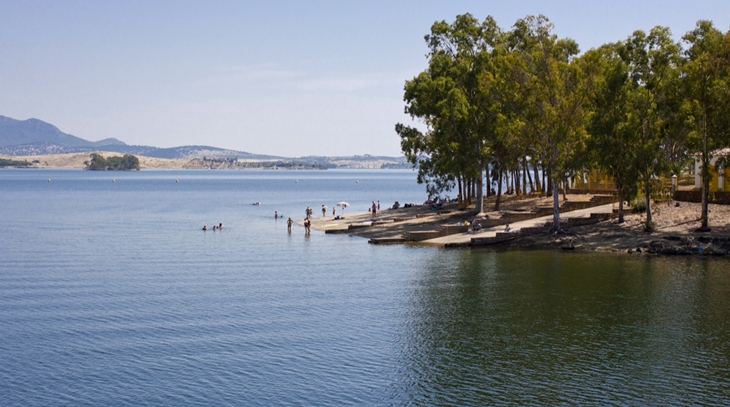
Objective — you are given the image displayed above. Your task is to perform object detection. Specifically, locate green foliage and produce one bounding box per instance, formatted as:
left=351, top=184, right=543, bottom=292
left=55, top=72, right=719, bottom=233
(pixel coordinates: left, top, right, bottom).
left=398, top=13, right=730, bottom=229
left=398, top=13, right=505, bottom=211
left=84, top=153, right=140, bottom=171
left=0, top=158, right=31, bottom=167
left=680, top=20, right=730, bottom=228
left=631, top=198, right=647, bottom=213
left=642, top=220, right=657, bottom=233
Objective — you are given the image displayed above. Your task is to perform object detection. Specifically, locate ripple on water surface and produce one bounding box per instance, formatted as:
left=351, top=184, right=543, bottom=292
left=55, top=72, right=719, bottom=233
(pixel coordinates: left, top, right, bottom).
left=1, top=171, right=729, bottom=406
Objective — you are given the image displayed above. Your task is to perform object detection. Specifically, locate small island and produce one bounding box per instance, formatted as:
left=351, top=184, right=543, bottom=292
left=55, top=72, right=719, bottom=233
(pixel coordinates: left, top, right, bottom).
left=84, top=153, right=140, bottom=171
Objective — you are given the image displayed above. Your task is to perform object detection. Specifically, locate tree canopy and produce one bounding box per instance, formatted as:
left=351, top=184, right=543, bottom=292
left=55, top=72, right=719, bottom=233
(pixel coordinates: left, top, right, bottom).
left=398, top=14, right=730, bottom=231
left=84, top=153, right=140, bottom=171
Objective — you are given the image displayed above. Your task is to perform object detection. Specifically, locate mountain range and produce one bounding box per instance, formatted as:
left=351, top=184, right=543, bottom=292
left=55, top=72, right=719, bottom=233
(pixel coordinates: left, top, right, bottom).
left=0, top=115, right=283, bottom=160
left=0, top=115, right=409, bottom=169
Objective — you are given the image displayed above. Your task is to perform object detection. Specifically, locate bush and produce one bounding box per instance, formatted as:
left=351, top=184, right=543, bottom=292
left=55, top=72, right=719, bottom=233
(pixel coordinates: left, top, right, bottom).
left=631, top=198, right=647, bottom=213
left=642, top=220, right=656, bottom=233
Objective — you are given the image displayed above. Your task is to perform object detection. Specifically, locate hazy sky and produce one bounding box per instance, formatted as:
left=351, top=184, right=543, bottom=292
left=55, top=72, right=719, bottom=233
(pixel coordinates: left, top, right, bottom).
left=2, top=1, right=729, bottom=157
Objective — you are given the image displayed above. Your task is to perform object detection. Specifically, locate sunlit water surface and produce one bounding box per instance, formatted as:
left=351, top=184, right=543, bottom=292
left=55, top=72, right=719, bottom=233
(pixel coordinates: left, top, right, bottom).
left=1, top=169, right=729, bottom=406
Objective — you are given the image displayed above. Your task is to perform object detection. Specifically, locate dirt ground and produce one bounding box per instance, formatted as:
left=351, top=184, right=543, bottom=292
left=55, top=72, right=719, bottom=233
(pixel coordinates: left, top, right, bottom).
left=1, top=152, right=191, bottom=169
left=309, top=194, right=730, bottom=256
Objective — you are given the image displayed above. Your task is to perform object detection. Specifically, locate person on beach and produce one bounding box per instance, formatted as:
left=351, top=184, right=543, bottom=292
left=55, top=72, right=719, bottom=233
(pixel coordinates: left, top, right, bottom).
left=504, top=224, right=511, bottom=232
left=287, top=217, right=293, bottom=232
left=332, top=206, right=336, bottom=217
left=371, top=201, right=377, bottom=218
left=377, top=200, right=380, bottom=210
left=322, top=204, right=327, bottom=217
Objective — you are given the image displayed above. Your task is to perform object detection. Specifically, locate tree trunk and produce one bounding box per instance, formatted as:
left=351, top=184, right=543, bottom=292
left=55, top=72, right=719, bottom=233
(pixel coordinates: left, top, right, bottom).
left=643, top=171, right=652, bottom=225
left=475, top=165, right=484, bottom=213
left=525, top=158, right=534, bottom=194
left=466, top=178, right=471, bottom=205
left=514, top=169, right=521, bottom=196
left=533, top=161, right=541, bottom=193
left=546, top=168, right=553, bottom=197
left=618, top=198, right=625, bottom=223
left=457, top=176, right=463, bottom=209
left=522, top=158, right=528, bottom=194
left=494, top=171, right=503, bottom=211
left=551, top=145, right=560, bottom=233
left=486, top=164, right=491, bottom=197
left=552, top=175, right=561, bottom=233
left=616, top=177, right=625, bottom=224
left=700, top=154, right=711, bottom=231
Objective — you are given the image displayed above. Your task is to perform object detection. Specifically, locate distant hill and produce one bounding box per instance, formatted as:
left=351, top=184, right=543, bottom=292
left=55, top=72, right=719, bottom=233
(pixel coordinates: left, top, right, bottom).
left=0, top=114, right=409, bottom=168
left=0, top=115, right=280, bottom=160
left=0, top=115, right=102, bottom=148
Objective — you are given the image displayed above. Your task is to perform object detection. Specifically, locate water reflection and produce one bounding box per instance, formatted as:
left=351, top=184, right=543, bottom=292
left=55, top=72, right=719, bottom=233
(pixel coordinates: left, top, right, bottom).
left=395, top=251, right=730, bottom=405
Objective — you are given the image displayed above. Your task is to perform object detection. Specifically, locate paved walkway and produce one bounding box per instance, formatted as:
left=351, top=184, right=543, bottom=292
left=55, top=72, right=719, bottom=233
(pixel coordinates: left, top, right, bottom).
left=422, top=203, right=616, bottom=246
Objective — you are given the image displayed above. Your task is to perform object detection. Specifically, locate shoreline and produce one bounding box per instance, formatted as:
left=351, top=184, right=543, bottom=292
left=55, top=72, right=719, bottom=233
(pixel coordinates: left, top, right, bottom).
left=302, top=195, right=730, bottom=257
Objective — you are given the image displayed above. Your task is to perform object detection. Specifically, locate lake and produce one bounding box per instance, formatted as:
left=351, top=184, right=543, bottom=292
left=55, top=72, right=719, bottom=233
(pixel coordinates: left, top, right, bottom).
left=1, top=169, right=729, bottom=406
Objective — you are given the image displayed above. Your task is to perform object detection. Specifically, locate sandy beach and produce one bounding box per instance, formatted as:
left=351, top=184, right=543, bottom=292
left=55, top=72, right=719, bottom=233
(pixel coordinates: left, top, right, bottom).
left=1, top=152, right=192, bottom=169
left=302, top=194, right=730, bottom=256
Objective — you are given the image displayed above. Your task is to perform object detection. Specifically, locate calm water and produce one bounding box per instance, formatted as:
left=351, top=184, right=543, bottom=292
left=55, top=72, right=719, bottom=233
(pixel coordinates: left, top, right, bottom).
left=1, top=169, right=729, bottom=406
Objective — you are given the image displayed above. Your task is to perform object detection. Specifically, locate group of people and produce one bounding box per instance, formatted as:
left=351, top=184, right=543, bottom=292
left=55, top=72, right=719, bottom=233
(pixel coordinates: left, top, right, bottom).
left=305, top=205, right=336, bottom=219
left=202, top=223, right=223, bottom=231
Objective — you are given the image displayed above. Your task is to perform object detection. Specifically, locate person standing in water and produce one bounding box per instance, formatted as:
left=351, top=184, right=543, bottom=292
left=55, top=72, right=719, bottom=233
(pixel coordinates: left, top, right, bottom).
left=287, top=217, right=293, bottom=232
left=322, top=204, right=327, bottom=217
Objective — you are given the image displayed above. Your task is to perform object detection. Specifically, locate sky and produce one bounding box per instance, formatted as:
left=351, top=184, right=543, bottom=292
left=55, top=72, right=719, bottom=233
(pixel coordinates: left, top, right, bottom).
left=2, top=1, right=729, bottom=157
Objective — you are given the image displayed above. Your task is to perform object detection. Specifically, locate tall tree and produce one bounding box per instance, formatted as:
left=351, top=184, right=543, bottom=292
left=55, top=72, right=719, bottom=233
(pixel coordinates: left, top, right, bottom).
left=398, top=14, right=504, bottom=213
left=681, top=21, right=730, bottom=231
left=621, top=27, right=681, bottom=230
left=508, top=15, right=593, bottom=232
left=585, top=43, right=640, bottom=223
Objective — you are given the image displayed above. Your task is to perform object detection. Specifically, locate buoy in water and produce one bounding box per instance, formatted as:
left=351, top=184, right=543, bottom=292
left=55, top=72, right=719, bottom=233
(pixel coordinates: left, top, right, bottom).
left=176, top=179, right=179, bottom=183
left=356, top=180, right=359, bottom=183
left=112, top=179, right=115, bottom=182
left=47, top=179, right=51, bottom=182
left=295, top=180, right=298, bottom=183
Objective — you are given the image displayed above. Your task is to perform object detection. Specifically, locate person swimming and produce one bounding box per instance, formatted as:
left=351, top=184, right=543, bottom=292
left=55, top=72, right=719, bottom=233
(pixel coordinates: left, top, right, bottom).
left=202, top=225, right=208, bottom=231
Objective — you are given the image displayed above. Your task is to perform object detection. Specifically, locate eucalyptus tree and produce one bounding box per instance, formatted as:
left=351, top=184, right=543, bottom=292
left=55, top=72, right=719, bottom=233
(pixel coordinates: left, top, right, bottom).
left=584, top=43, right=640, bottom=223
left=507, top=15, right=594, bottom=232
left=397, top=13, right=505, bottom=213
left=680, top=21, right=730, bottom=231
left=619, top=27, right=681, bottom=230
